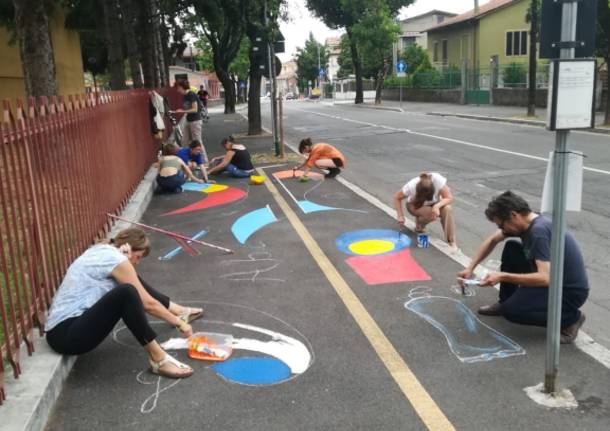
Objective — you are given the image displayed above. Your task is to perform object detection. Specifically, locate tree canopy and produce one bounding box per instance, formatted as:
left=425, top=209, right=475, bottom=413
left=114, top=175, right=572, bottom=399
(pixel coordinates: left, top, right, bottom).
left=294, top=32, right=329, bottom=91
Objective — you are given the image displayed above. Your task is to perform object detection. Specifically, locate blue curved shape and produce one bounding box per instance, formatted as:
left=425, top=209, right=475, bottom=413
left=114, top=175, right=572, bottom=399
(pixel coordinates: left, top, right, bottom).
left=336, top=229, right=411, bottom=256
left=298, top=200, right=339, bottom=214
left=231, top=206, right=278, bottom=244
left=210, top=357, right=292, bottom=385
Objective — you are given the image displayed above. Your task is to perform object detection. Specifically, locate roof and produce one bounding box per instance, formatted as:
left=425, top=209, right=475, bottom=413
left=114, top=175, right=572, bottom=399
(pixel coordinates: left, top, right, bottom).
left=325, top=36, right=341, bottom=46
left=401, top=9, right=457, bottom=24
left=425, top=0, right=518, bottom=33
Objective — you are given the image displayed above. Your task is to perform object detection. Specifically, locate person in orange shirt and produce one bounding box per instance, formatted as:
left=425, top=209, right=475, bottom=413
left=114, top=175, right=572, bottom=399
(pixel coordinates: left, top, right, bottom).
left=294, top=138, right=346, bottom=179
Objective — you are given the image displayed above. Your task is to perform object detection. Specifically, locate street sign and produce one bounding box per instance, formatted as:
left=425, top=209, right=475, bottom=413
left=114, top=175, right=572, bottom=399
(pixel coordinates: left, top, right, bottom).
left=262, top=55, right=282, bottom=79
left=319, top=67, right=325, bottom=77
left=239, top=81, right=246, bottom=89
left=396, top=60, right=407, bottom=74
left=274, top=30, right=285, bottom=53
left=539, top=0, right=598, bottom=59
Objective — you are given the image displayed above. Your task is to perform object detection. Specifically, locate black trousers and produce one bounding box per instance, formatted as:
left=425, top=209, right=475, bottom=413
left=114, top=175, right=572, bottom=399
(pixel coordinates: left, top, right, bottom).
left=498, top=240, right=587, bottom=328
left=46, top=277, right=170, bottom=355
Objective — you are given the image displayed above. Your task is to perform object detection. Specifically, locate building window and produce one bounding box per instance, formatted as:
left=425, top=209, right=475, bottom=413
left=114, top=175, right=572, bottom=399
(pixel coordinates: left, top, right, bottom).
left=437, top=15, right=445, bottom=24
left=433, top=42, right=439, bottom=62
left=442, top=40, right=448, bottom=64
left=506, top=31, right=527, bottom=56
left=402, top=36, right=416, bottom=48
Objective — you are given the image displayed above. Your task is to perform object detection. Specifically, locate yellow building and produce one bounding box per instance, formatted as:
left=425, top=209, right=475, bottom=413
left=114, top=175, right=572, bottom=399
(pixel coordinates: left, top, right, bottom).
left=0, top=6, right=84, bottom=100
left=426, top=0, right=530, bottom=70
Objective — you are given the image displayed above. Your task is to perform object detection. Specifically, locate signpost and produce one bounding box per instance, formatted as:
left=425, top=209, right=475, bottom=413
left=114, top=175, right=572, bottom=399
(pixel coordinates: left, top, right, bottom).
left=396, top=60, right=407, bottom=108
left=540, top=0, right=597, bottom=395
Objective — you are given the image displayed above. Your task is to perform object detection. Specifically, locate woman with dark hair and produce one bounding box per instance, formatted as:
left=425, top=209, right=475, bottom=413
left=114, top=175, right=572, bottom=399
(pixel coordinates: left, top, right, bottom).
left=156, top=142, right=203, bottom=193
left=207, top=136, right=255, bottom=178
left=293, top=137, right=345, bottom=179
left=393, top=172, right=456, bottom=247
left=45, top=228, right=203, bottom=378
left=171, top=80, right=203, bottom=147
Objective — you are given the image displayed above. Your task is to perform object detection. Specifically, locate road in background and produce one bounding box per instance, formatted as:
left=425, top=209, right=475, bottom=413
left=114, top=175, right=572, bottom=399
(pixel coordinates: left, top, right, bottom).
left=262, top=100, right=610, bottom=350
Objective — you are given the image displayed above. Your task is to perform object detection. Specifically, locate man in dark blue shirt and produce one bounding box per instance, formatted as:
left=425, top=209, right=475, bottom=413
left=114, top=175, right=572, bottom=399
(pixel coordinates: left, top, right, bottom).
left=176, top=141, right=211, bottom=183
left=458, top=191, right=589, bottom=344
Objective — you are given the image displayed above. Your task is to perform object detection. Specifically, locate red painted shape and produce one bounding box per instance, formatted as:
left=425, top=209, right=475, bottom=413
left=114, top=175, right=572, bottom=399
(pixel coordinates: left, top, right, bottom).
left=272, top=170, right=324, bottom=180
left=345, top=248, right=431, bottom=285
left=162, top=187, right=247, bottom=216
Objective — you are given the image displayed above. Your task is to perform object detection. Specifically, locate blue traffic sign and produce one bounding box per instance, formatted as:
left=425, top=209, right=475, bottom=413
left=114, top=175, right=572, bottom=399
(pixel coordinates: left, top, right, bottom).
left=319, top=67, right=325, bottom=76
left=239, top=81, right=246, bottom=89
left=396, top=60, right=407, bottom=73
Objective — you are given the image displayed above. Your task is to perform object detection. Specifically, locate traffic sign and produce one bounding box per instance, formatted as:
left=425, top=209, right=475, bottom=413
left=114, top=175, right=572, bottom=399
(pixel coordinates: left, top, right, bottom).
left=319, top=67, right=325, bottom=77
left=396, top=60, right=407, bottom=73
left=239, top=81, right=246, bottom=89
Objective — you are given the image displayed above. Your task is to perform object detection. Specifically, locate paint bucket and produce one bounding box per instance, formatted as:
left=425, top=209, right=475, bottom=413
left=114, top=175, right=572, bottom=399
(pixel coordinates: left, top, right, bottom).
left=188, top=332, right=233, bottom=362
left=249, top=175, right=265, bottom=185
left=416, top=233, right=429, bottom=248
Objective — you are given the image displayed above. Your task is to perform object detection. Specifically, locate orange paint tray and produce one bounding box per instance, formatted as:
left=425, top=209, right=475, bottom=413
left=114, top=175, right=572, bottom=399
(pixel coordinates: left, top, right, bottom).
left=187, top=332, right=233, bottom=362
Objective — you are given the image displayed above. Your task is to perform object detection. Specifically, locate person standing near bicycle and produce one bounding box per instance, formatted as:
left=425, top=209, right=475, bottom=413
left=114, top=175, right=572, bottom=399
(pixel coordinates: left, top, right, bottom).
left=172, top=81, right=204, bottom=148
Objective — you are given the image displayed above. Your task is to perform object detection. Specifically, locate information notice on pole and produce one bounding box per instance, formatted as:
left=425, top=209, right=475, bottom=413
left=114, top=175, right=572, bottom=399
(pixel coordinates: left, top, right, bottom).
left=546, top=59, right=596, bottom=130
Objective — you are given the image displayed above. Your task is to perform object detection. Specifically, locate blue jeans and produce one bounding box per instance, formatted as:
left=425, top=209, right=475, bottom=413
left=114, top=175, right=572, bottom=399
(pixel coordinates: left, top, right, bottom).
left=225, top=163, right=254, bottom=178
left=156, top=172, right=185, bottom=192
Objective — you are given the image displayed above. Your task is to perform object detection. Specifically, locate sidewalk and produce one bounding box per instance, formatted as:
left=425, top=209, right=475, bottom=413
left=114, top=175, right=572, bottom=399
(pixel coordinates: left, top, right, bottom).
left=4, top=110, right=610, bottom=431
left=329, top=98, right=610, bottom=134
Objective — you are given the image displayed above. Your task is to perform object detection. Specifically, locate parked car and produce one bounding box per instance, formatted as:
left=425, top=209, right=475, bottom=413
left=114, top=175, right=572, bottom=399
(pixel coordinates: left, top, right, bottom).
left=285, top=92, right=295, bottom=100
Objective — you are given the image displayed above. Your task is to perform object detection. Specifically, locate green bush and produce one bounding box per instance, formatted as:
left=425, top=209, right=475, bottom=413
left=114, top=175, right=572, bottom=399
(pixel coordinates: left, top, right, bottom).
left=502, top=62, right=527, bottom=88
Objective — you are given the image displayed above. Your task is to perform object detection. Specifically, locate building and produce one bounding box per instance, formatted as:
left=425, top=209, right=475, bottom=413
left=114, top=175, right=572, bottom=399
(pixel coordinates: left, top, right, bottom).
left=397, top=10, right=457, bottom=52
left=425, top=0, right=529, bottom=69
left=168, top=66, right=220, bottom=99
left=0, top=7, right=84, bottom=100
left=276, top=60, right=298, bottom=95
left=325, top=36, right=342, bottom=82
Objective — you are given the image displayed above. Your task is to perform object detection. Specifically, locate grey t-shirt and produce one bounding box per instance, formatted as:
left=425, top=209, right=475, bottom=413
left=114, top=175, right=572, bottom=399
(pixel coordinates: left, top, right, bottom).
left=45, top=244, right=128, bottom=331
left=521, top=215, right=589, bottom=291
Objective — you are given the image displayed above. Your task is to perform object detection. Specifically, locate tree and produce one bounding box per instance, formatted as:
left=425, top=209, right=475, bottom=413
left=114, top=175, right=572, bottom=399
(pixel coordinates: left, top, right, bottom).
left=294, top=32, right=328, bottom=93
left=188, top=0, right=246, bottom=114
left=525, top=0, right=540, bottom=117
left=9, top=0, right=58, bottom=96
left=336, top=34, right=354, bottom=79
left=401, top=44, right=432, bottom=73
left=351, top=3, right=400, bottom=104
left=307, top=0, right=413, bottom=104
left=101, top=0, right=126, bottom=90
left=597, top=0, right=610, bottom=124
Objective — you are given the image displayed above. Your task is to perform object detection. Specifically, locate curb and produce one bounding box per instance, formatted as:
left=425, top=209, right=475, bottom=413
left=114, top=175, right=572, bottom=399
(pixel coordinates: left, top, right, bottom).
left=426, top=111, right=610, bottom=135
left=332, top=101, right=403, bottom=113
left=0, top=165, right=158, bottom=431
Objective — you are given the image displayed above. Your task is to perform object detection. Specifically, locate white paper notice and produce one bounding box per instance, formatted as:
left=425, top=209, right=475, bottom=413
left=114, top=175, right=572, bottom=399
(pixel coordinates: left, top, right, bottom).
left=555, top=61, right=595, bottom=129
left=541, top=150, right=583, bottom=213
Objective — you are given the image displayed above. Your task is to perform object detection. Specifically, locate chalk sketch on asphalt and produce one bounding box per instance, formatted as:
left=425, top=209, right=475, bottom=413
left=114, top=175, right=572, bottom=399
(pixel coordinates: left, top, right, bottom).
left=113, top=301, right=314, bottom=412
left=219, top=242, right=284, bottom=283
left=404, top=287, right=525, bottom=363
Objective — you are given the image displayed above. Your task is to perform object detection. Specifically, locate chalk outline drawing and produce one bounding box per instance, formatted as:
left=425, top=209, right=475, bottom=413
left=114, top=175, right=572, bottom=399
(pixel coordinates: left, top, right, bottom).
left=158, top=229, right=208, bottom=260
left=269, top=167, right=367, bottom=215
left=404, top=287, right=525, bottom=363
left=219, top=241, right=284, bottom=283
left=112, top=301, right=315, bottom=412
left=230, top=205, right=278, bottom=245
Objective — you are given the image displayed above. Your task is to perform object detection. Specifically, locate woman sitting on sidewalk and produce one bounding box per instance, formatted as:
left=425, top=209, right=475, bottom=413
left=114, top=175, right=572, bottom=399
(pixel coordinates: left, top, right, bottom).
left=207, top=136, right=255, bottom=178
left=393, top=171, right=456, bottom=248
left=156, top=143, right=204, bottom=193
left=45, top=228, right=203, bottom=378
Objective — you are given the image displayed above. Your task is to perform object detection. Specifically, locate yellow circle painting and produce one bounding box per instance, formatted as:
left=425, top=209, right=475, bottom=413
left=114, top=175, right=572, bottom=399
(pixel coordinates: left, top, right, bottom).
left=348, top=239, right=395, bottom=256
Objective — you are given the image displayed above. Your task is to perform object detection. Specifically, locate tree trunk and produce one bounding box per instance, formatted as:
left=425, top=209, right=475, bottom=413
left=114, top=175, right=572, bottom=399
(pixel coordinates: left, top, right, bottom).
left=605, top=57, right=610, bottom=125
left=346, top=28, right=363, bottom=104
left=527, top=0, right=539, bottom=117
left=216, top=67, right=236, bottom=114
left=102, top=0, right=126, bottom=90
left=160, top=14, right=171, bottom=86
left=136, top=0, right=155, bottom=88
left=13, top=0, right=57, bottom=97
left=248, top=67, right=262, bottom=134
left=120, top=0, right=143, bottom=88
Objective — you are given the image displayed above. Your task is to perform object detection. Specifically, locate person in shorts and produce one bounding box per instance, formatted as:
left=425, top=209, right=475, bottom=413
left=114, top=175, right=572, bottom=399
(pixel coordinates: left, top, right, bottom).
left=294, top=138, right=346, bottom=179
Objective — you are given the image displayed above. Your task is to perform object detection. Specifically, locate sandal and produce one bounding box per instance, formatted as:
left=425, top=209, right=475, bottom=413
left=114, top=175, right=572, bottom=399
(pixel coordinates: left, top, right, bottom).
left=178, top=307, right=204, bottom=324
left=149, top=354, right=193, bottom=378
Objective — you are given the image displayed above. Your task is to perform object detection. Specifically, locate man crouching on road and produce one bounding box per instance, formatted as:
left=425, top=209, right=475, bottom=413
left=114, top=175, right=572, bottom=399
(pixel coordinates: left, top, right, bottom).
left=457, top=191, right=588, bottom=344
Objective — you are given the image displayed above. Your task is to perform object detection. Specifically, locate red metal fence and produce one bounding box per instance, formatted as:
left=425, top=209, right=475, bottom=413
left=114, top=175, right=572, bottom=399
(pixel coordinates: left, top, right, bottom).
left=0, top=88, right=174, bottom=405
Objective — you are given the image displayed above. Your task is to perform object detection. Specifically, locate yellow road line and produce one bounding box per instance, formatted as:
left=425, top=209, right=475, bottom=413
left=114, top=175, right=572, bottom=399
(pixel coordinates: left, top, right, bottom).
left=258, top=168, right=455, bottom=431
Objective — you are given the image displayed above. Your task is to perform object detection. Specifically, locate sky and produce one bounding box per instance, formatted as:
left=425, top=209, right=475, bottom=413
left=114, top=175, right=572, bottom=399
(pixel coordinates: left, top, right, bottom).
left=278, top=0, right=491, bottom=62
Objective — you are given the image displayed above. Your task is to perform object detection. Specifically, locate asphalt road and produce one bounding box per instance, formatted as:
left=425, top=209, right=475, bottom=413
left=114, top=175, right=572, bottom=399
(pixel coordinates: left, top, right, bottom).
left=264, top=99, right=610, bottom=351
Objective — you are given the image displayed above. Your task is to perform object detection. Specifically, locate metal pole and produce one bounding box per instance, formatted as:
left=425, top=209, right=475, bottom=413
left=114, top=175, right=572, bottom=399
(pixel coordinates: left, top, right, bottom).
left=263, top=0, right=279, bottom=156
left=278, top=90, right=285, bottom=158
left=544, top=0, right=577, bottom=395
left=399, top=78, right=403, bottom=109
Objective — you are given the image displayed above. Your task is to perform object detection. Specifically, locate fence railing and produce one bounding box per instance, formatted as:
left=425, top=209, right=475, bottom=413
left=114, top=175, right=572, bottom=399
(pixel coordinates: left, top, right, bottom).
left=0, top=88, right=174, bottom=405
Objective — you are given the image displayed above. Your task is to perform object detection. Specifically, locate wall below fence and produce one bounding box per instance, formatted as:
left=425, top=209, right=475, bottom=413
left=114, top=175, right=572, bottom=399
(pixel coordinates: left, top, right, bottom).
left=491, top=88, right=548, bottom=108
left=381, top=88, right=462, bottom=104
